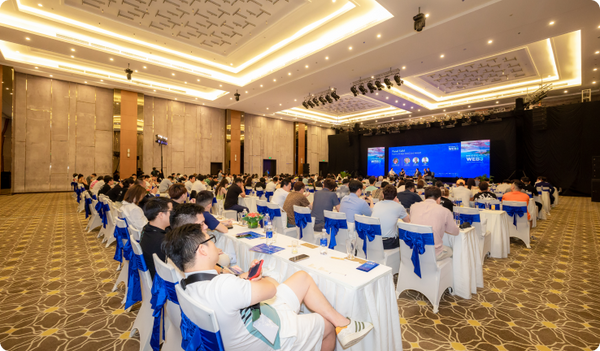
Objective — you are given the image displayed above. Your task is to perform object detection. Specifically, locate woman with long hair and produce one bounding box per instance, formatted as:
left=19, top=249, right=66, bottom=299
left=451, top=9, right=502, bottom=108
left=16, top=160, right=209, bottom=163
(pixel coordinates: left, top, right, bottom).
left=120, top=184, right=149, bottom=232
left=215, top=178, right=229, bottom=200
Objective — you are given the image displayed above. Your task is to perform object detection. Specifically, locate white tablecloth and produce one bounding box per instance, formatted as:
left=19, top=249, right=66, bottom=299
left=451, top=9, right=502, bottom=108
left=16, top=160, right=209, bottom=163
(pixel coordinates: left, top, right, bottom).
left=239, top=195, right=258, bottom=213
left=443, top=227, right=483, bottom=299
left=478, top=210, right=510, bottom=259
left=220, top=225, right=402, bottom=351
left=528, top=198, right=537, bottom=228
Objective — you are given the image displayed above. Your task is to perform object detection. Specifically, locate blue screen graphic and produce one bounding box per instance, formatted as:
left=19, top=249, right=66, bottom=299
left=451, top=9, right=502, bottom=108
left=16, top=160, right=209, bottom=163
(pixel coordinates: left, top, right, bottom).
left=388, top=140, right=490, bottom=178
left=367, top=147, right=385, bottom=177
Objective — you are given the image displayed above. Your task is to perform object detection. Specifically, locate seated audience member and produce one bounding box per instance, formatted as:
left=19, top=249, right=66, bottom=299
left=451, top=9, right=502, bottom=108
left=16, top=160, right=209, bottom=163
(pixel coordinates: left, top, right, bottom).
left=371, top=185, right=410, bottom=249
left=535, top=176, right=556, bottom=204
left=106, top=178, right=131, bottom=202
left=466, top=178, right=477, bottom=191
left=121, top=184, right=149, bottom=233
left=192, top=175, right=207, bottom=193
left=224, top=178, right=248, bottom=213
left=336, top=178, right=350, bottom=200
left=265, top=176, right=279, bottom=193
left=410, top=187, right=460, bottom=260
left=171, top=203, right=231, bottom=269
left=521, top=177, right=542, bottom=212
left=86, top=173, right=96, bottom=186
left=396, top=180, right=406, bottom=193
left=365, top=176, right=378, bottom=193
left=77, top=174, right=89, bottom=190
left=196, top=190, right=232, bottom=233
left=98, top=175, right=114, bottom=196
left=91, top=176, right=105, bottom=194
left=215, top=179, right=229, bottom=201
left=372, top=181, right=389, bottom=202
left=283, top=181, right=312, bottom=227
left=272, top=178, right=292, bottom=207
left=169, top=183, right=189, bottom=204
left=416, top=180, right=426, bottom=194
left=439, top=187, right=454, bottom=213
left=473, top=181, right=498, bottom=201
left=340, top=180, right=373, bottom=223
left=315, top=176, right=324, bottom=188
left=312, top=179, right=340, bottom=232
left=140, top=197, right=173, bottom=279
left=254, top=177, right=267, bottom=191
left=185, top=175, right=196, bottom=193
left=396, top=181, right=423, bottom=211
left=163, top=224, right=374, bottom=351
left=496, top=179, right=513, bottom=194
left=158, top=175, right=174, bottom=194
left=502, top=181, right=531, bottom=220
left=453, top=179, right=473, bottom=205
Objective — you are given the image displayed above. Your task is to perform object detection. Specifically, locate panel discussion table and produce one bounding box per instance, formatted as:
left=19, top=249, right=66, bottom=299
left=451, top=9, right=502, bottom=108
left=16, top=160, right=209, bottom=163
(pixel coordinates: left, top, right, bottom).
left=218, top=223, right=403, bottom=351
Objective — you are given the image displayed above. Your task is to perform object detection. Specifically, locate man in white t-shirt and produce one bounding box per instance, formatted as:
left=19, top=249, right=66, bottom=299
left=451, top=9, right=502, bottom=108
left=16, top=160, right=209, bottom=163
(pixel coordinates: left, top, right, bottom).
left=272, top=178, right=291, bottom=207
left=185, top=175, right=196, bottom=193
left=163, top=223, right=373, bottom=351
left=265, top=177, right=279, bottom=193
left=192, top=177, right=207, bottom=193
left=453, top=180, right=473, bottom=206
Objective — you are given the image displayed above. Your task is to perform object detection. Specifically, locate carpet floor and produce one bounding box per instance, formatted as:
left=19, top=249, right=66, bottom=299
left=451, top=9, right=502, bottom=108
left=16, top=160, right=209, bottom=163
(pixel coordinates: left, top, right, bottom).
left=0, top=193, right=598, bottom=351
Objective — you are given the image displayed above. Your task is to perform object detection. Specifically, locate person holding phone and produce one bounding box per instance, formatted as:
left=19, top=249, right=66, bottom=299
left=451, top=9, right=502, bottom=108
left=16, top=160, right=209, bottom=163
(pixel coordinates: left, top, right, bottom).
left=163, top=224, right=374, bottom=351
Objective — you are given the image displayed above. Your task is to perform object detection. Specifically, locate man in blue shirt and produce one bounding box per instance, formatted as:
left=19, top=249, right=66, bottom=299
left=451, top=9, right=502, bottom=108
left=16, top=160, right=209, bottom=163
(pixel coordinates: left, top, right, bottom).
left=371, top=185, right=410, bottom=249
left=195, top=190, right=232, bottom=233
left=396, top=181, right=423, bottom=212
left=340, top=180, right=373, bottom=223
left=312, top=178, right=340, bottom=231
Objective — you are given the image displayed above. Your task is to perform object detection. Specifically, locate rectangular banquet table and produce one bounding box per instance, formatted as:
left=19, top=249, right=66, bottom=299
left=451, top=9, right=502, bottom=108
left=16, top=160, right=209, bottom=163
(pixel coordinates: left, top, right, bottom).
left=478, top=209, right=511, bottom=259
left=219, top=224, right=403, bottom=351
left=442, top=227, right=484, bottom=299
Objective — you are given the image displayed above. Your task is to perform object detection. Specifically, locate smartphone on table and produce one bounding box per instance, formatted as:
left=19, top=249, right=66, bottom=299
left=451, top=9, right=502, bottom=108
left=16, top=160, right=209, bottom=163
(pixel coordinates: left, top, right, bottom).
left=289, top=254, right=309, bottom=263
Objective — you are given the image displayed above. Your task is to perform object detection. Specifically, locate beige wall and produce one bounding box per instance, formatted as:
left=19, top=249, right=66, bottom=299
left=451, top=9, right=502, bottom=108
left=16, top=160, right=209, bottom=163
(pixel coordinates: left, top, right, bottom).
left=244, top=115, right=294, bottom=175
left=307, top=125, right=335, bottom=176
left=12, top=73, right=113, bottom=193
left=142, top=97, right=225, bottom=176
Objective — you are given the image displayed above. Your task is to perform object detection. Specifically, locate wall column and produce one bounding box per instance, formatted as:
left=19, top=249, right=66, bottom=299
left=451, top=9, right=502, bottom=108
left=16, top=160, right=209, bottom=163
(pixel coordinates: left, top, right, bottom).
left=296, top=122, right=306, bottom=175
left=120, top=90, right=138, bottom=177
left=227, top=110, right=242, bottom=174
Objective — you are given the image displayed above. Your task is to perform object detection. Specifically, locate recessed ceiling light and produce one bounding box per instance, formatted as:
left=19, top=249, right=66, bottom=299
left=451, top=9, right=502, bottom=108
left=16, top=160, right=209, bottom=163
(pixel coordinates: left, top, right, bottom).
left=25, top=37, right=30, bottom=40
left=279, top=103, right=282, bottom=106
left=496, top=101, right=499, bottom=104
left=37, top=3, right=42, bottom=6
left=386, top=97, right=388, bottom=99
left=245, top=91, right=248, bottom=93
left=305, top=65, right=309, bottom=68
left=267, top=108, right=269, bottom=110
left=84, top=81, right=87, bottom=84
left=144, top=66, right=147, bottom=69
left=230, top=63, right=233, bottom=66
left=403, top=103, right=405, bottom=106
left=395, top=100, right=398, bottom=103
left=294, top=99, right=297, bottom=101
left=260, top=84, right=263, bottom=87
left=175, top=98, right=177, bottom=100
left=110, top=58, right=113, bottom=61
left=70, top=55, right=74, bottom=58
left=425, top=13, right=429, bottom=18
left=273, top=79, right=277, bottom=82
left=288, top=72, right=291, bottom=75
left=377, top=34, right=381, bottom=38
left=71, top=48, right=75, bottom=52
left=564, top=90, right=568, bottom=93
left=488, top=40, right=493, bottom=44
left=596, top=51, right=600, bottom=54
left=184, top=81, right=187, bottom=84
left=349, top=46, right=352, bottom=50
left=593, top=81, right=597, bottom=84
left=418, top=109, right=421, bottom=111
left=135, top=70, right=138, bottom=72
left=443, top=109, right=446, bottom=111
left=203, top=103, right=205, bottom=105
left=375, top=93, right=378, bottom=95
left=440, top=54, right=444, bottom=58
left=468, top=105, right=471, bottom=108
left=100, top=79, right=103, bottom=81
left=594, top=68, right=598, bottom=71
left=230, top=98, right=232, bottom=100
left=549, top=21, right=554, bottom=25
left=197, top=79, right=200, bottom=81
left=153, top=89, right=156, bottom=92
left=34, top=66, right=38, bottom=69
left=325, top=56, right=329, bottom=60
left=172, top=73, right=175, bottom=76
left=410, top=107, right=413, bottom=109
left=402, top=66, right=406, bottom=69
left=49, top=75, right=52, bottom=77
left=195, top=98, right=198, bottom=100
left=219, top=84, right=222, bottom=87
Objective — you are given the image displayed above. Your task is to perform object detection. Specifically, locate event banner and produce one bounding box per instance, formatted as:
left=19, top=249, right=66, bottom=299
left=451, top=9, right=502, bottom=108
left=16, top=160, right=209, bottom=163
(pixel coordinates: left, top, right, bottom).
left=388, top=140, right=490, bottom=178
left=367, top=147, right=385, bottom=177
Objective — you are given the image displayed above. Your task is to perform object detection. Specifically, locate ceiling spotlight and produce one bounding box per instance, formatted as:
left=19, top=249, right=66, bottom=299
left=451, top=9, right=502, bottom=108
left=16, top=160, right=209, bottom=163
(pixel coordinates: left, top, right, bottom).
left=367, top=81, right=376, bottom=93
left=331, top=91, right=340, bottom=101
left=351, top=85, right=359, bottom=97
left=413, top=7, right=426, bottom=32
left=384, top=77, right=393, bottom=89
left=302, top=101, right=309, bottom=109
left=307, top=100, right=315, bottom=108
left=394, top=74, right=403, bottom=85
left=312, top=97, right=320, bottom=106
left=358, top=84, right=368, bottom=95
left=319, top=96, right=328, bottom=104
left=325, top=94, right=333, bottom=104
left=234, top=90, right=240, bottom=101
left=374, top=80, right=384, bottom=90
left=125, top=63, right=133, bottom=80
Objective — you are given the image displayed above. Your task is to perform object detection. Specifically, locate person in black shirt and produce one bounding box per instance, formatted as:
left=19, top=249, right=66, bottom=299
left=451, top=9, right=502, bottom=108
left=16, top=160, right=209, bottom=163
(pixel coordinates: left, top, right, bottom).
left=254, top=177, right=267, bottom=191
left=522, top=177, right=542, bottom=212
left=224, top=178, right=248, bottom=213
left=396, top=181, right=423, bottom=211
left=106, top=178, right=131, bottom=202
left=472, top=181, right=498, bottom=201
left=140, top=197, right=172, bottom=279
left=98, top=175, right=114, bottom=196
left=439, top=187, right=454, bottom=213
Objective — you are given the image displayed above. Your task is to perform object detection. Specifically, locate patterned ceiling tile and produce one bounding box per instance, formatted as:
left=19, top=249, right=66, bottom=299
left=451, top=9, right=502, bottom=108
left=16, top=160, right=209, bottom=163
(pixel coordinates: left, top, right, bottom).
left=310, top=94, right=391, bottom=116
left=419, top=48, right=537, bottom=94
left=65, top=0, right=304, bottom=55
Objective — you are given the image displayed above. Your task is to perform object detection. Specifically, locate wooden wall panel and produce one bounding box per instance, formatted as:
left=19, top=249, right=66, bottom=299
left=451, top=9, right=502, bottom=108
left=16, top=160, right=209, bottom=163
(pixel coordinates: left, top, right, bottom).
left=120, top=90, right=138, bottom=177
left=230, top=110, right=241, bottom=174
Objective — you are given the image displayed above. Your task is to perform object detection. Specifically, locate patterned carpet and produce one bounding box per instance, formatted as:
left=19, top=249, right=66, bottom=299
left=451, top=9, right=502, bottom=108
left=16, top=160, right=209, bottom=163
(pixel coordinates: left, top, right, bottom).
left=0, top=193, right=598, bottom=351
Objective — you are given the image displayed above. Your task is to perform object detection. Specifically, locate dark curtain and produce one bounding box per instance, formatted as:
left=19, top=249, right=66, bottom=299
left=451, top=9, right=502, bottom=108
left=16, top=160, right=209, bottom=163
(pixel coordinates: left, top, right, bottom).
left=522, top=101, right=600, bottom=196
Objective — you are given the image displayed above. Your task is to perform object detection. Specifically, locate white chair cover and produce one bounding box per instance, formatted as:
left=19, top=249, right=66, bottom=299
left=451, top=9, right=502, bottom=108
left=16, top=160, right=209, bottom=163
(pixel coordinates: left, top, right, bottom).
left=323, top=210, right=350, bottom=254
left=266, top=203, right=286, bottom=234
left=396, top=222, right=453, bottom=314
left=453, top=207, right=491, bottom=262
left=354, top=215, right=400, bottom=275
left=175, top=285, right=223, bottom=351
left=112, top=218, right=130, bottom=305
left=292, top=205, right=316, bottom=244
left=86, top=198, right=103, bottom=233
left=153, top=254, right=184, bottom=351
left=502, top=200, right=530, bottom=248
left=130, top=236, right=156, bottom=350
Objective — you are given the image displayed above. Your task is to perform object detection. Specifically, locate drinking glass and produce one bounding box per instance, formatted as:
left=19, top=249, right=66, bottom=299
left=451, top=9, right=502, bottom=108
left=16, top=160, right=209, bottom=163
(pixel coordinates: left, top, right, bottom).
left=291, top=240, right=298, bottom=254
left=346, top=239, right=356, bottom=259
left=238, top=213, right=244, bottom=225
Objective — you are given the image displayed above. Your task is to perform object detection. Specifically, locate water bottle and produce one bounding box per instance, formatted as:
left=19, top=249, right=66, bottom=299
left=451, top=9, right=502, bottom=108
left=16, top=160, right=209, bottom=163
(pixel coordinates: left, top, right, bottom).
left=263, top=213, right=270, bottom=232
left=242, top=209, right=248, bottom=227
left=320, top=229, right=328, bottom=255
left=266, top=222, right=274, bottom=246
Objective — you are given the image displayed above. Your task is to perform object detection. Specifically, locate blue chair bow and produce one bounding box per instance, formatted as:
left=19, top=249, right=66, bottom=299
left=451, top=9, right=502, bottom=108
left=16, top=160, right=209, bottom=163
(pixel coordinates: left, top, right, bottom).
left=92, top=194, right=97, bottom=200
left=267, top=207, right=281, bottom=220
left=265, top=191, right=274, bottom=202
left=180, top=311, right=225, bottom=351
left=71, top=182, right=78, bottom=192
left=113, top=223, right=130, bottom=263
left=84, top=197, right=93, bottom=218
left=76, top=187, right=82, bottom=203
left=308, top=188, right=315, bottom=193
left=256, top=205, right=268, bottom=228
left=503, top=205, right=526, bottom=227
left=150, top=274, right=179, bottom=351
left=354, top=222, right=381, bottom=259
left=102, top=202, right=111, bottom=228
left=212, top=197, right=217, bottom=205
left=256, top=190, right=264, bottom=198
left=245, top=188, right=252, bottom=195
left=324, top=217, right=347, bottom=249
left=294, top=212, right=311, bottom=239
left=454, top=200, right=462, bottom=206
left=95, top=201, right=105, bottom=223
left=124, top=242, right=148, bottom=310
left=398, top=229, right=435, bottom=278
left=458, top=213, right=480, bottom=225
left=475, top=202, right=486, bottom=209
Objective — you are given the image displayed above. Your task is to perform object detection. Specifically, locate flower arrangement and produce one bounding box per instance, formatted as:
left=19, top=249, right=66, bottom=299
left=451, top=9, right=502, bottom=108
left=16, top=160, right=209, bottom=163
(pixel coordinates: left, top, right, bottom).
left=243, top=212, right=264, bottom=228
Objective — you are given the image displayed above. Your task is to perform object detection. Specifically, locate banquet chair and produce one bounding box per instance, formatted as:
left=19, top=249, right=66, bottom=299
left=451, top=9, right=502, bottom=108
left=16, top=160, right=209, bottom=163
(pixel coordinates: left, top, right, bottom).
left=86, top=198, right=103, bottom=233
left=323, top=211, right=351, bottom=254
left=175, top=284, right=224, bottom=351
left=77, top=184, right=86, bottom=213
left=396, top=222, right=453, bottom=314
left=474, top=199, right=501, bottom=210
left=293, top=205, right=316, bottom=244
left=454, top=207, right=491, bottom=262
left=354, top=215, right=400, bottom=275
left=98, top=196, right=117, bottom=243
left=315, top=187, right=323, bottom=191
left=541, top=187, right=552, bottom=214
left=267, top=203, right=286, bottom=234
left=104, top=205, right=122, bottom=248
left=502, top=200, right=530, bottom=248
left=112, top=218, right=131, bottom=305
left=244, top=186, right=253, bottom=196
left=129, top=236, right=156, bottom=351
left=153, top=254, right=184, bottom=351
left=223, top=210, right=238, bottom=221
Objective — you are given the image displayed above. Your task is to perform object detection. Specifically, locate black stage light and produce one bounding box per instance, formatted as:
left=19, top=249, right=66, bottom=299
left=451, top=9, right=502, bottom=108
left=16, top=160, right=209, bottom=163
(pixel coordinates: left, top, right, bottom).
left=414, top=8, right=426, bottom=32
left=234, top=90, right=240, bottom=101
left=312, top=97, right=320, bottom=106
left=331, top=91, right=340, bottom=101
left=302, top=101, right=309, bottom=109
left=375, top=80, right=384, bottom=90
left=125, top=63, right=133, bottom=80
left=319, top=96, right=327, bottom=105
left=367, top=82, right=376, bottom=93
left=384, top=77, right=393, bottom=89
left=358, top=84, right=368, bottom=95
left=394, top=74, right=403, bottom=86
left=307, top=100, right=315, bottom=108
left=325, top=94, right=333, bottom=104
left=351, top=86, right=359, bottom=97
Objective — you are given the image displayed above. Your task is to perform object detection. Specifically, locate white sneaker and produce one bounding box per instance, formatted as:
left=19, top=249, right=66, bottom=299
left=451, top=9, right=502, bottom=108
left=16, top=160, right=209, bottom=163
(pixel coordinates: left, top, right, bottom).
left=336, top=318, right=373, bottom=349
